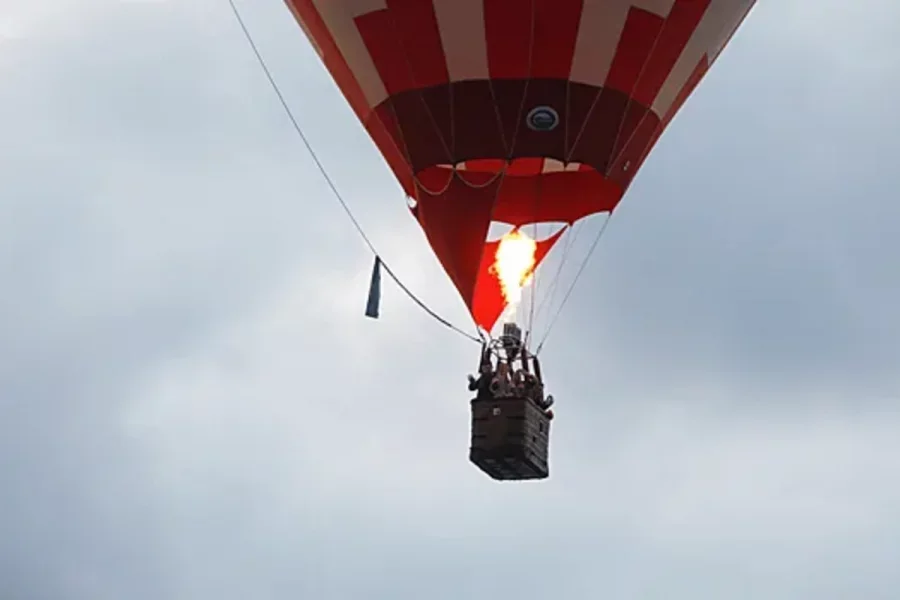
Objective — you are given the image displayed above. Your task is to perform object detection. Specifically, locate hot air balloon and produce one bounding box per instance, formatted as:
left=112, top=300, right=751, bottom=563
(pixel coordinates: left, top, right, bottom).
left=283, top=0, right=756, bottom=480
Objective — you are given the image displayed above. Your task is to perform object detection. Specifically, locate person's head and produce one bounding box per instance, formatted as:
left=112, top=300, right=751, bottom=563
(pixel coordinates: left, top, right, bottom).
left=480, top=361, right=492, bottom=375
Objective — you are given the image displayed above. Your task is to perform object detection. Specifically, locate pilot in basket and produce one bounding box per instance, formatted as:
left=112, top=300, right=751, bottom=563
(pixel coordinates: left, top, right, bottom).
left=468, top=322, right=555, bottom=481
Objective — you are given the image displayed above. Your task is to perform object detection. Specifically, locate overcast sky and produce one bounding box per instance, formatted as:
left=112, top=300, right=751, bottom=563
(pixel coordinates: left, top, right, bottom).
left=2, top=1, right=900, bottom=598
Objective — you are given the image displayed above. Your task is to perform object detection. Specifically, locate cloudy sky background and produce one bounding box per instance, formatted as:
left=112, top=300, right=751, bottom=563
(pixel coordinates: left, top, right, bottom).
left=2, top=0, right=900, bottom=598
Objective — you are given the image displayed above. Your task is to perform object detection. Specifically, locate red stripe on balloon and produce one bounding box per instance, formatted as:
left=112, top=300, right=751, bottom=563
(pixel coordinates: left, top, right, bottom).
left=484, top=0, right=533, bottom=79
left=632, top=0, right=711, bottom=107
left=356, top=1, right=451, bottom=95
left=385, top=0, right=450, bottom=88
left=603, top=7, right=664, bottom=95
left=530, top=0, right=584, bottom=79
left=355, top=10, right=413, bottom=96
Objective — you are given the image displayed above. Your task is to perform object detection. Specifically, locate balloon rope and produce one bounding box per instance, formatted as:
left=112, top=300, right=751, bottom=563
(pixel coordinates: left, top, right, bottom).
left=535, top=211, right=614, bottom=355
left=533, top=220, right=581, bottom=326
left=225, top=0, right=481, bottom=345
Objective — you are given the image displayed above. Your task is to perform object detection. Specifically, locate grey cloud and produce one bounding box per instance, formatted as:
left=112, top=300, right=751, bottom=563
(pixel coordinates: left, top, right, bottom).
left=546, top=2, right=900, bottom=394
left=3, top=1, right=900, bottom=599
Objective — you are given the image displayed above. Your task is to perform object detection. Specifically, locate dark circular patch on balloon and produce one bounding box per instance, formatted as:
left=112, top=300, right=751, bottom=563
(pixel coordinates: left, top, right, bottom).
left=526, top=106, right=559, bottom=132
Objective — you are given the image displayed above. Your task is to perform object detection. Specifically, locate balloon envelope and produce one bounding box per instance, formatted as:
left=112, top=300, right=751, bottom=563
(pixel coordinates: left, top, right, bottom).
left=285, top=0, right=756, bottom=333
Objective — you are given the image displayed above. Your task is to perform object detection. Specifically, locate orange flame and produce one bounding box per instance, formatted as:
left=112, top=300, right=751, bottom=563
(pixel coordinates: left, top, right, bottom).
left=490, top=228, right=537, bottom=320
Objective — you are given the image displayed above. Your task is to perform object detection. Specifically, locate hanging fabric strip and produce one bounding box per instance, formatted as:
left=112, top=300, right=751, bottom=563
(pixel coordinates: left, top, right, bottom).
left=365, top=255, right=383, bottom=319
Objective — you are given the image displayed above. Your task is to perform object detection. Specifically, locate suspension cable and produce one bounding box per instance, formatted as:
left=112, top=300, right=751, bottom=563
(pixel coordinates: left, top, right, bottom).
left=535, top=211, right=614, bottom=355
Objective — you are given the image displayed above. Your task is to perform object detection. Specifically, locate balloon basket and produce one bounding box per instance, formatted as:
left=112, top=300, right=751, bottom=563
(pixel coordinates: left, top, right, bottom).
left=469, top=395, right=551, bottom=481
